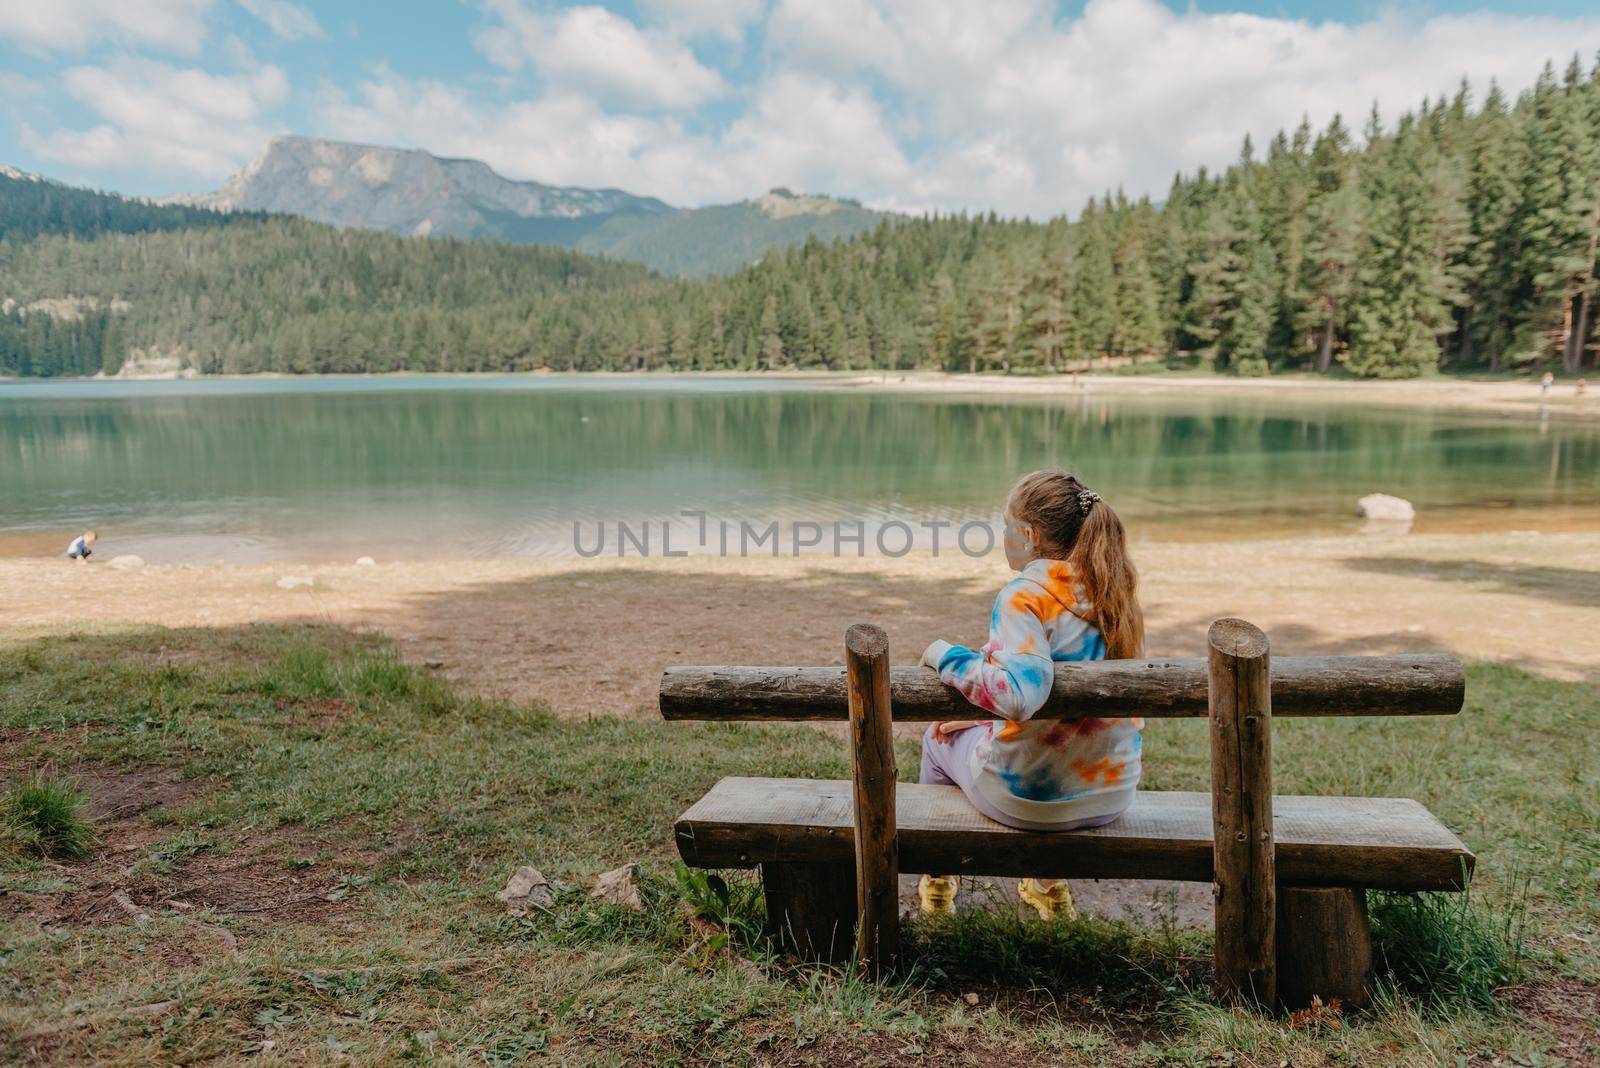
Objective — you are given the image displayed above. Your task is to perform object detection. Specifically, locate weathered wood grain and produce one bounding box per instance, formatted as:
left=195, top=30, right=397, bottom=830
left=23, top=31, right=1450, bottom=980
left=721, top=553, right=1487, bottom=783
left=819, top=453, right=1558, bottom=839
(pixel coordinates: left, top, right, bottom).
left=1277, top=885, right=1374, bottom=1011
left=845, top=623, right=898, bottom=975
left=1208, top=617, right=1276, bottom=1007
left=659, top=654, right=1463, bottom=721
left=761, top=861, right=856, bottom=963
left=673, top=778, right=1475, bottom=892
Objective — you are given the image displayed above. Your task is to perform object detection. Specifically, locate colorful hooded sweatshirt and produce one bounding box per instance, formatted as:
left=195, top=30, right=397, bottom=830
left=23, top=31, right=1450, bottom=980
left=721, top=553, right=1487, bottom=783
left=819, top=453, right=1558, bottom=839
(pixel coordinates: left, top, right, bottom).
left=924, top=559, right=1142, bottom=825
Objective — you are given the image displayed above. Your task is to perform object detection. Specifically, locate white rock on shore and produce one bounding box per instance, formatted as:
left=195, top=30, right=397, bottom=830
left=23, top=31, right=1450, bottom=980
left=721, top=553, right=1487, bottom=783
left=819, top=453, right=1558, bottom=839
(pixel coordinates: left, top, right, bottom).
left=107, top=555, right=146, bottom=569
left=1356, top=494, right=1415, bottom=522
left=355, top=556, right=376, bottom=566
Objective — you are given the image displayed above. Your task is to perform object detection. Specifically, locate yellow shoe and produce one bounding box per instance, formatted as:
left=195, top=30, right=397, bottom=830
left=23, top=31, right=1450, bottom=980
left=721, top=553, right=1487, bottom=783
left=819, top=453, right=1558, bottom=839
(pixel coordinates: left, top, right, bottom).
left=1018, top=878, right=1077, bottom=922
left=918, top=874, right=958, bottom=916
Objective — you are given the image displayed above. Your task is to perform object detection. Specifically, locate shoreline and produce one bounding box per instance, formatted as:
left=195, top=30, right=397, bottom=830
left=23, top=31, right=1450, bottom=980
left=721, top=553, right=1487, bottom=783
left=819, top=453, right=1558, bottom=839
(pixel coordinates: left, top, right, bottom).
left=4, top=367, right=1596, bottom=421
left=6, top=501, right=1600, bottom=564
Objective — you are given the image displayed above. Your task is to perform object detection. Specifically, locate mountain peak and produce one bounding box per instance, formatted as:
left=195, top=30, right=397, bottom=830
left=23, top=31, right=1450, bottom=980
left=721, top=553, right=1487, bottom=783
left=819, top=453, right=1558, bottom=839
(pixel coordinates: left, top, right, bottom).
left=169, top=135, right=672, bottom=236
left=163, top=135, right=890, bottom=276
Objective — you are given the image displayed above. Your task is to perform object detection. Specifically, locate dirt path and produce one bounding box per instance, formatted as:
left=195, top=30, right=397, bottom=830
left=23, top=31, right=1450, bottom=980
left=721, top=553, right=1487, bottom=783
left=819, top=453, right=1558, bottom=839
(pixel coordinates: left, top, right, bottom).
left=5, top=531, right=1595, bottom=717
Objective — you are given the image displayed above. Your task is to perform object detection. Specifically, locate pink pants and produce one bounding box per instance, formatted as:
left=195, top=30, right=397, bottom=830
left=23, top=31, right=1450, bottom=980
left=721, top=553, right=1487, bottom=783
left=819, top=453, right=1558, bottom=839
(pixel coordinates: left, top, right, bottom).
left=919, top=723, right=1124, bottom=832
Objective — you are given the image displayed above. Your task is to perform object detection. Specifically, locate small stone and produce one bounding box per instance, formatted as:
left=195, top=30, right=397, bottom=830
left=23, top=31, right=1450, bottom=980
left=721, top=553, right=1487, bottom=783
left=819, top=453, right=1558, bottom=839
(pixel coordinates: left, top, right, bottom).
left=107, top=554, right=146, bottom=569
left=495, top=866, right=555, bottom=909
left=962, top=992, right=980, bottom=1006
left=355, top=556, right=376, bottom=566
left=276, top=575, right=315, bottom=590
left=424, top=659, right=445, bottom=670
left=590, top=864, right=644, bottom=911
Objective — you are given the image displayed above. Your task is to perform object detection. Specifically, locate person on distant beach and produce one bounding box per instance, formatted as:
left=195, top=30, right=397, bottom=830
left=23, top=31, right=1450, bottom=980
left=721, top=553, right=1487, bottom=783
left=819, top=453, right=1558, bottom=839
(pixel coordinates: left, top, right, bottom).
left=66, top=530, right=96, bottom=563
left=915, top=470, right=1144, bottom=921
left=1541, top=371, right=1554, bottom=396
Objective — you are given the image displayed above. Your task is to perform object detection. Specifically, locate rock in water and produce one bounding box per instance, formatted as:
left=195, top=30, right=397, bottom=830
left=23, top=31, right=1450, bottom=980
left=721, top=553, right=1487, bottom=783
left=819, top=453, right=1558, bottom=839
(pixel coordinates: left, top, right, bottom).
left=591, top=864, right=644, bottom=911
left=355, top=556, right=376, bottom=566
left=276, top=575, right=315, bottom=589
left=107, top=555, right=146, bottom=569
left=1355, top=494, right=1415, bottom=521
left=496, top=866, right=555, bottom=909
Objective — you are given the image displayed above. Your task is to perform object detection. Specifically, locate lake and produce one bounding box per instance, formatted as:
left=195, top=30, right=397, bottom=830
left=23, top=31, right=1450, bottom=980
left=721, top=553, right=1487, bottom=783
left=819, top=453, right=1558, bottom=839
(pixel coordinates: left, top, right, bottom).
left=2, top=376, right=1597, bottom=563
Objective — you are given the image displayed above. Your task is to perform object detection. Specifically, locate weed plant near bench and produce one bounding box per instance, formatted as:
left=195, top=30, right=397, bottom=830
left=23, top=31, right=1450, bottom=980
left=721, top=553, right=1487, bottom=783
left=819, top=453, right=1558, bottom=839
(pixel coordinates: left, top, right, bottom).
left=0, top=625, right=1592, bottom=1064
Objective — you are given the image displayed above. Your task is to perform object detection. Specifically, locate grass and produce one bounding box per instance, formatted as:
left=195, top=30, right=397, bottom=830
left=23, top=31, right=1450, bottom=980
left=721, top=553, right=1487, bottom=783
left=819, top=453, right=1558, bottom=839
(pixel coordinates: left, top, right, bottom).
left=1, top=776, right=95, bottom=861
left=0, top=624, right=1594, bottom=1065
left=1369, top=888, right=1528, bottom=1010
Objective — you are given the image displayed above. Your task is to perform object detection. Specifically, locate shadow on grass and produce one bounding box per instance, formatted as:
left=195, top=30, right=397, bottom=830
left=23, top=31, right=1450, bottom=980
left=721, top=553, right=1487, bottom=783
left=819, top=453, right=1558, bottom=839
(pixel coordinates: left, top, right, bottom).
left=355, top=561, right=1494, bottom=720
left=1340, top=556, right=1600, bottom=609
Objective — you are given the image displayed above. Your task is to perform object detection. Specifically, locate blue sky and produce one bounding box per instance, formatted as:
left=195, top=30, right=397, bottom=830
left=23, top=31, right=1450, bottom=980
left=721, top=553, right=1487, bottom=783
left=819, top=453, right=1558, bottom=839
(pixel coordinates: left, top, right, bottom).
left=3, top=1, right=1599, bottom=217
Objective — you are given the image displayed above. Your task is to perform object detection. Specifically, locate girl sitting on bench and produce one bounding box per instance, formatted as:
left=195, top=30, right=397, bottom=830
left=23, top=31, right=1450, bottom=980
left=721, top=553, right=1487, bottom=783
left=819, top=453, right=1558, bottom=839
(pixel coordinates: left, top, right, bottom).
left=917, top=469, right=1145, bottom=920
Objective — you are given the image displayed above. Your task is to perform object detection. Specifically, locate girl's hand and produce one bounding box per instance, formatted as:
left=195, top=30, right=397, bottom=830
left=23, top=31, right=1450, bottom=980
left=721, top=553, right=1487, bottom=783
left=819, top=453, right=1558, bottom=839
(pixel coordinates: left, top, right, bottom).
left=932, top=720, right=980, bottom=744
left=921, top=639, right=953, bottom=669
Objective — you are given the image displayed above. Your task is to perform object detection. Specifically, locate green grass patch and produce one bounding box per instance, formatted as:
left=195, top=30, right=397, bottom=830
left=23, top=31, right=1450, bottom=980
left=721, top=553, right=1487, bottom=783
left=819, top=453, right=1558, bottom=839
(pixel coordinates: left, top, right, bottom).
left=0, top=624, right=1591, bottom=1065
left=1, top=775, right=95, bottom=860
left=1370, top=887, right=1529, bottom=1010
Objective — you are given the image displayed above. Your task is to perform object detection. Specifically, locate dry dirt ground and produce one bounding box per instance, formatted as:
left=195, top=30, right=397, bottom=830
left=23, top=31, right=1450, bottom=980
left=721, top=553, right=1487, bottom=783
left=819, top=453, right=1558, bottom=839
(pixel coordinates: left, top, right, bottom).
left=5, top=530, right=1596, bottom=719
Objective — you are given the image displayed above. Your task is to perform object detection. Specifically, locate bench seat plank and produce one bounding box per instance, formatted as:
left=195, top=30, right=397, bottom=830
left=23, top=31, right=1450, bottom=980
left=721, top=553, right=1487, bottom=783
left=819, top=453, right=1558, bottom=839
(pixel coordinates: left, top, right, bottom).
left=675, top=777, right=1475, bottom=892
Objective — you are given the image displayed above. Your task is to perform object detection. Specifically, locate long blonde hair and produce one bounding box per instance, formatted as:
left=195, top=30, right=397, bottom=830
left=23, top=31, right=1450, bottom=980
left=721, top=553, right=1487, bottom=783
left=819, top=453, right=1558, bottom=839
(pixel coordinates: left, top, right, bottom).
left=1007, top=469, right=1144, bottom=659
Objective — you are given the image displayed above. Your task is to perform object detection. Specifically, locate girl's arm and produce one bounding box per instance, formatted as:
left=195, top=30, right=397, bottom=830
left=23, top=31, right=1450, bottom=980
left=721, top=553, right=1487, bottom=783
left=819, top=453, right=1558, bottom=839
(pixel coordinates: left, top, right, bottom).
left=921, top=584, right=1054, bottom=721
left=931, top=719, right=982, bottom=743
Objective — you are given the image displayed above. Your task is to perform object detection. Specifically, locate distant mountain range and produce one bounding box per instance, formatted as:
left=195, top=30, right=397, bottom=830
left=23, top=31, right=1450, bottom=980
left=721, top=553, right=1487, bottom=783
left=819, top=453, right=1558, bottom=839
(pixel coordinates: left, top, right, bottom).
left=168, top=136, right=889, bottom=277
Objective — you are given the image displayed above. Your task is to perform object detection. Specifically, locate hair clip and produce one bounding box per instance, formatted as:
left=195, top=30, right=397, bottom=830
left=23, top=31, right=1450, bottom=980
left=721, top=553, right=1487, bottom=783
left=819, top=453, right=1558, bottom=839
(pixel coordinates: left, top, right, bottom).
left=1076, top=489, right=1101, bottom=514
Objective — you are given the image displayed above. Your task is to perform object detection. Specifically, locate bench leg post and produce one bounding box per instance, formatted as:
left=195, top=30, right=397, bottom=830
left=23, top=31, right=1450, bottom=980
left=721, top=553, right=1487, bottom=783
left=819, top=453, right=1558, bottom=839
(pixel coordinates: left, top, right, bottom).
left=761, top=861, right=856, bottom=963
left=1207, top=618, right=1277, bottom=1008
left=1276, top=886, right=1373, bottom=1011
left=846, top=623, right=899, bottom=977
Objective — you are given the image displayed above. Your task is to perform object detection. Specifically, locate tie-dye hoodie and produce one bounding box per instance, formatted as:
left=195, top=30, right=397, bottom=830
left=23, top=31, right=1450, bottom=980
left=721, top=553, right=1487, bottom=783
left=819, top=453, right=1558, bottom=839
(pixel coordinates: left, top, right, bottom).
left=924, top=559, right=1143, bottom=826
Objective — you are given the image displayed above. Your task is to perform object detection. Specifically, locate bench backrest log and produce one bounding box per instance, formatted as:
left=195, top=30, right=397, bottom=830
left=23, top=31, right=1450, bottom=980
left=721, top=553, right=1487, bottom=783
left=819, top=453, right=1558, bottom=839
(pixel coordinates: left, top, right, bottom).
left=659, top=617, right=1466, bottom=1004
left=661, top=654, right=1464, bottom=721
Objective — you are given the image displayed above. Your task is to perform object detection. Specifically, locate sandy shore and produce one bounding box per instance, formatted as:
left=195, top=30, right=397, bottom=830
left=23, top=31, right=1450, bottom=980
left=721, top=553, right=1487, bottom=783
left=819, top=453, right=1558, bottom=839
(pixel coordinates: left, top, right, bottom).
left=820, top=369, right=1600, bottom=421
left=5, top=530, right=1595, bottom=717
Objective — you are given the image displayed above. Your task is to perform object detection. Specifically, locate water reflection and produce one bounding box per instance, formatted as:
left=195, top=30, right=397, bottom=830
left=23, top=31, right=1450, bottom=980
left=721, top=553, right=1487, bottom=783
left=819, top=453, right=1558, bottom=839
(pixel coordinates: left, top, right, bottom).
left=2, top=378, right=1597, bottom=561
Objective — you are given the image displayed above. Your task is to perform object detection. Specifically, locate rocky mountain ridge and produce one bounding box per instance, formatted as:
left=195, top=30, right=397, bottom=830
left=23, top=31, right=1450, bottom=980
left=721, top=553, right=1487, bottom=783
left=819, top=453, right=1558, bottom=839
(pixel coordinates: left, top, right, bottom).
left=170, top=136, right=888, bottom=276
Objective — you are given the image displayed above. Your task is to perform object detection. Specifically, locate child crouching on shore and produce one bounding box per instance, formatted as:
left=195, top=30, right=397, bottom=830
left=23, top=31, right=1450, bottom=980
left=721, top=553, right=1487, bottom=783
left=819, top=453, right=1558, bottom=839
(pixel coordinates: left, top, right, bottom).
left=66, top=530, right=96, bottom=563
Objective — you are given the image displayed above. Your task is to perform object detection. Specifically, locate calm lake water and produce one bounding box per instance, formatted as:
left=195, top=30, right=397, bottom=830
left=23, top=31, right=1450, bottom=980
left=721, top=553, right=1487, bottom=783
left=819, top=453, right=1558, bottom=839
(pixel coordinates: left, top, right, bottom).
left=2, top=376, right=1597, bottom=563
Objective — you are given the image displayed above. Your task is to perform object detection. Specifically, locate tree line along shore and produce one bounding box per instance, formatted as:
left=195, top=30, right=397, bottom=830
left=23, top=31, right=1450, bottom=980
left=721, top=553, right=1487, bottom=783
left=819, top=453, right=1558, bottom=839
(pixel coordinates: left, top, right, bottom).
left=2, top=56, right=1598, bottom=382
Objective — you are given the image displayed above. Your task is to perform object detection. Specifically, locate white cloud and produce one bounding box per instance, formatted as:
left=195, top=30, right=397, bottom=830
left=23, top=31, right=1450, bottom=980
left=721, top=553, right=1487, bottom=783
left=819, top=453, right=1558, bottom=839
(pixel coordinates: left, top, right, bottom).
left=764, top=0, right=1600, bottom=217
left=316, top=0, right=1600, bottom=217
left=314, top=64, right=910, bottom=206
left=22, top=59, right=288, bottom=182
left=0, top=0, right=213, bottom=55
left=237, top=0, right=324, bottom=41
left=473, top=2, right=727, bottom=109
left=637, top=0, right=766, bottom=42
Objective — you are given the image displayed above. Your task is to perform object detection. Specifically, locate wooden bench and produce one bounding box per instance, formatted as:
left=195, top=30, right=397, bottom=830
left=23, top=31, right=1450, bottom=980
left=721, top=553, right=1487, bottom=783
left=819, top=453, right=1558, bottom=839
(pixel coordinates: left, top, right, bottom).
left=661, top=618, right=1474, bottom=1010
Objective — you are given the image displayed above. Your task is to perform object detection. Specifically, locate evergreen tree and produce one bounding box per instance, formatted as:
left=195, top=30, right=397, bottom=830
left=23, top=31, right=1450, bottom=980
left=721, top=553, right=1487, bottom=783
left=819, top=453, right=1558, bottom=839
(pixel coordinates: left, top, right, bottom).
left=1461, top=82, right=1525, bottom=370
left=1345, top=121, right=1463, bottom=377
